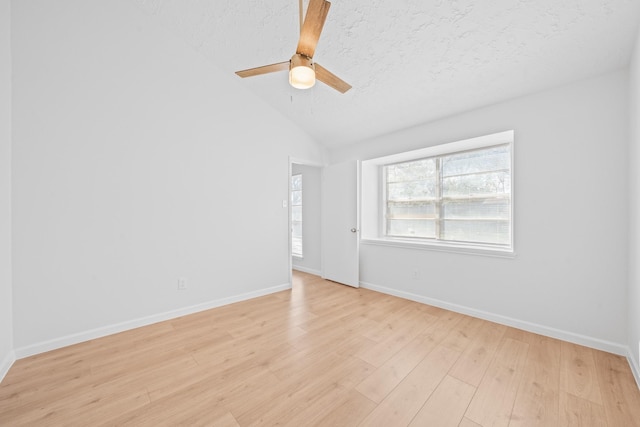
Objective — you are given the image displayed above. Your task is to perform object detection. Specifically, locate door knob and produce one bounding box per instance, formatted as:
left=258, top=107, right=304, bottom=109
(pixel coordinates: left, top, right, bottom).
left=351, top=228, right=357, bottom=233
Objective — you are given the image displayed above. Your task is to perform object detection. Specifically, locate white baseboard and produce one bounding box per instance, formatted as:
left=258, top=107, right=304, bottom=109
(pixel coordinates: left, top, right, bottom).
left=292, top=265, right=322, bottom=276
left=0, top=350, right=16, bottom=383
left=14, top=283, right=291, bottom=359
left=360, top=281, right=628, bottom=357
left=628, top=348, right=640, bottom=391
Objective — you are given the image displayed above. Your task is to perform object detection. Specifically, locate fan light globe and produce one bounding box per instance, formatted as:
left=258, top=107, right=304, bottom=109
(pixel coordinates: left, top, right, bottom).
left=289, top=54, right=316, bottom=89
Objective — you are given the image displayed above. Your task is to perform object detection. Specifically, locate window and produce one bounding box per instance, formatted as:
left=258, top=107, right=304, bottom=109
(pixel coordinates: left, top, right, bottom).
left=361, top=130, right=514, bottom=255
left=385, top=144, right=511, bottom=246
left=291, top=174, right=303, bottom=257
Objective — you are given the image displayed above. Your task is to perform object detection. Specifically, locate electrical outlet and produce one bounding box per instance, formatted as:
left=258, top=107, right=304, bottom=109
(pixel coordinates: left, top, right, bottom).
left=178, top=277, right=188, bottom=290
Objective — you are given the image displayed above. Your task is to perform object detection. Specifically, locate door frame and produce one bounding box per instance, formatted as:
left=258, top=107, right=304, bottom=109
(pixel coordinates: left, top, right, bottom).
left=288, top=156, right=325, bottom=287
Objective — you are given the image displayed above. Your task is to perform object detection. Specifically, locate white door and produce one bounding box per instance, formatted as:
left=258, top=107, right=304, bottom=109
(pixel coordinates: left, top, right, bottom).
left=321, top=160, right=360, bottom=287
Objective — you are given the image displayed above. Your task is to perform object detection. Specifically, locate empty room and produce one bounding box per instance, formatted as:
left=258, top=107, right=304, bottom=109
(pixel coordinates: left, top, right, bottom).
left=2, top=0, right=640, bottom=425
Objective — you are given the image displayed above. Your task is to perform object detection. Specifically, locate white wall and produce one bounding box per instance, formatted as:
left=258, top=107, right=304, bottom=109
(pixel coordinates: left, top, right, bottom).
left=292, top=163, right=322, bottom=275
left=332, top=70, right=630, bottom=354
left=0, top=0, right=14, bottom=380
left=629, top=26, right=640, bottom=383
left=11, top=0, right=324, bottom=355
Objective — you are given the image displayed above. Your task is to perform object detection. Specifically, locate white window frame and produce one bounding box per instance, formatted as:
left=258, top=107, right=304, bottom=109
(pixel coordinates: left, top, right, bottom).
left=361, top=130, right=515, bottom=258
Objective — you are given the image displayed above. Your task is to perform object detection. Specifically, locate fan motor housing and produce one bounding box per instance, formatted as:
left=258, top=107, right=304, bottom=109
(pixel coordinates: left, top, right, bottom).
left=290, top=53, right=315, bottom=70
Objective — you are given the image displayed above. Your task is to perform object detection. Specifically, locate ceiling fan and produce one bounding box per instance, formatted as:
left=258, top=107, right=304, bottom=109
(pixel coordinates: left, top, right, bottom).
left=235, top=0, right=351, bottom=93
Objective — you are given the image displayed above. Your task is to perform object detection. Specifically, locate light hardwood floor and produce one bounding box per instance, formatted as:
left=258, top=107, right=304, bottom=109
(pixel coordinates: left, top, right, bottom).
left=1, top=271, right=640, bottom=426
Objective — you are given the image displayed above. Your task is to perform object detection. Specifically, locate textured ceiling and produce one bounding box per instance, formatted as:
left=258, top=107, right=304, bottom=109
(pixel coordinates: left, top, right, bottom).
left=134, top=0, right=640, bottom=148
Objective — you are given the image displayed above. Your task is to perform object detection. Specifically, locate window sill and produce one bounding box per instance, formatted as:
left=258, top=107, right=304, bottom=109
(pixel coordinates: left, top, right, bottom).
left=361, top=238, right=516, bottom=259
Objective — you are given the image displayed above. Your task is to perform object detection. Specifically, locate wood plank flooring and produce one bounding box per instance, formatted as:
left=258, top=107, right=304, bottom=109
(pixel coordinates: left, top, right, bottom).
left=1, top=271, right=639, bottom=426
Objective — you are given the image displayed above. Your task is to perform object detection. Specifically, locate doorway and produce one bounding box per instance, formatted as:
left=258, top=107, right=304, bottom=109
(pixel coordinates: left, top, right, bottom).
left=289, top=161, right=323, bottom=279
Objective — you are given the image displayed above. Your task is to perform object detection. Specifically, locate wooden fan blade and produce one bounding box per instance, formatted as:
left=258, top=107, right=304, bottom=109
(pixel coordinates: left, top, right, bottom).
left=296, top=0, right=331, bottom=58
left=315, top=63, right=352, bottom=93
left=235, top=61, right=289, bottom=78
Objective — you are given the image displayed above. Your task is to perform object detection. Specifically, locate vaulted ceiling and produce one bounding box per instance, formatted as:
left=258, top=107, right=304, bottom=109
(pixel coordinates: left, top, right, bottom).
left=134, top=0, right=640, bottom=148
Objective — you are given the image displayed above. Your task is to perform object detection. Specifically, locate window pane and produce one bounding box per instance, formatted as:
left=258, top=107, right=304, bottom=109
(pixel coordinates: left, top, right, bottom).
left=292, top=206, right=302, bottom=222
left=440, top=145, right=511, bottom=246
left=291, top=190, right=302, bottom=206
left=292, top=237, right=303, bottom=256
left=386, top=160, right=437, bottom=201
left=387, top=219, right=436, bottom=238
left=292, top=221, right=303, bottom=256
left=441, top=220, right=510, bottom=245
left=387, top=180, right=436, bottom=201
left=291, top=174, right=302, bottom=190
left=387, top=202, right=436, bottom=219
left=441, top=146, right=510, bottom=177
left=292, top=222, right=302, bottom=238
left=443, top=171, right=511, bottom=197
left=387, top=159, right=436, bottom=183
left=442, top=199, right=510, bottom=220
left=291, top=174, right=303, bottom=257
